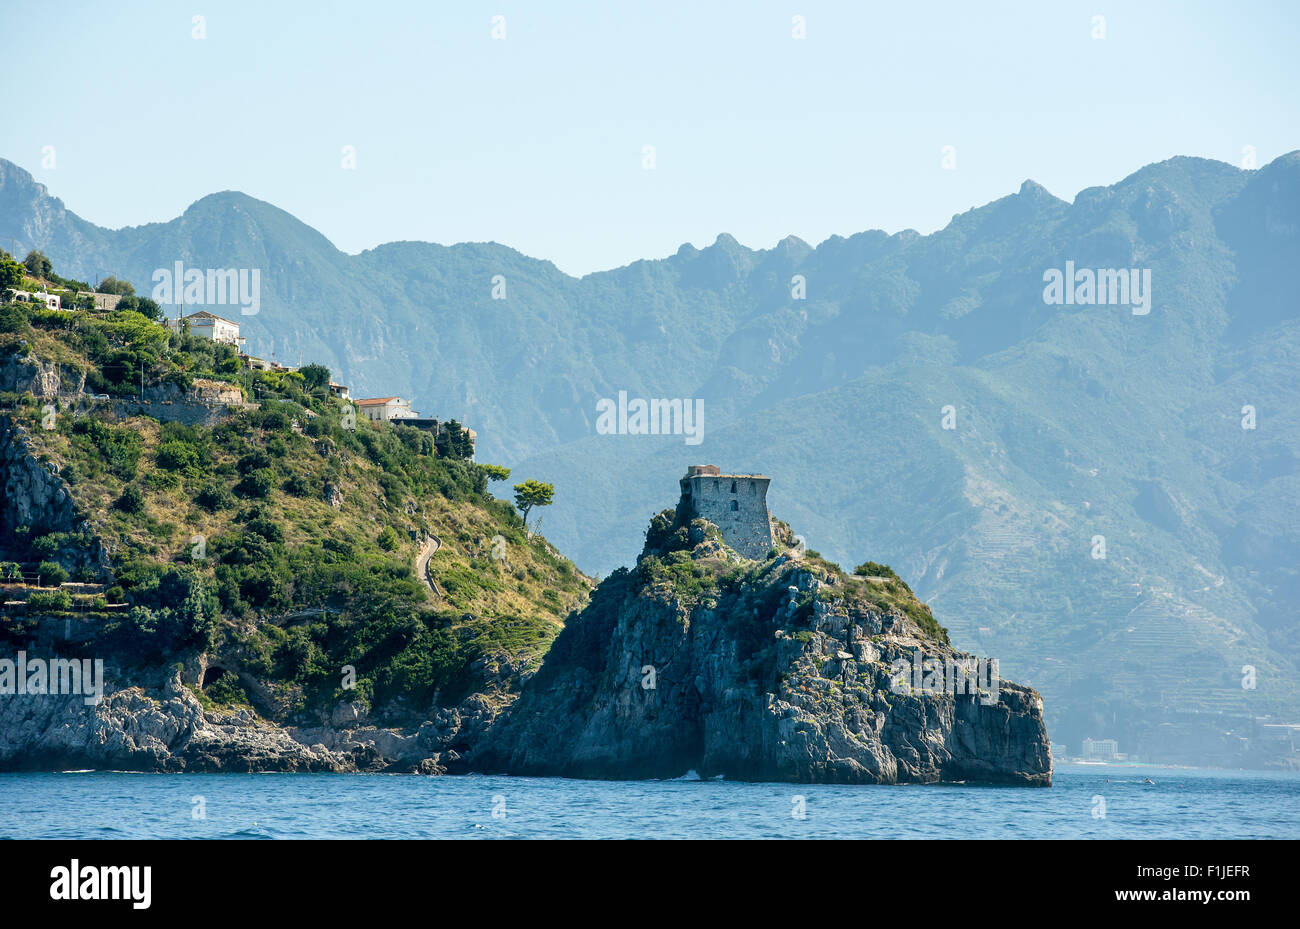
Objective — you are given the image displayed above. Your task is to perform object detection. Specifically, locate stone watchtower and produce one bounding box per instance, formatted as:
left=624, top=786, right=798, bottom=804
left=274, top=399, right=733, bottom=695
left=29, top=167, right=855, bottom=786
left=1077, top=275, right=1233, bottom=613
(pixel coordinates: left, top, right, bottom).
left=678, top=465, right=774, bottom=560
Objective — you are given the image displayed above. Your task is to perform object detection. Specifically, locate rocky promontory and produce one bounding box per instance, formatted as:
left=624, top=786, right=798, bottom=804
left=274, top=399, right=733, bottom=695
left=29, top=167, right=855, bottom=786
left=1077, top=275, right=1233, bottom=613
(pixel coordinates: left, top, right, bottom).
left=473, top=511, right=1052, bottom=785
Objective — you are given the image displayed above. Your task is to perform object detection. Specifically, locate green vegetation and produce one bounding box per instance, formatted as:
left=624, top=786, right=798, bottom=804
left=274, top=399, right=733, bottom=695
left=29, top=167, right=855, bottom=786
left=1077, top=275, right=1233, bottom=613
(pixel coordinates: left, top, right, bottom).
left=638, top=549, right=729, bottom=602
left=512, top=479, right=554, bottom=527
left=36, top=561, right=68, bottom=585
left=199, top=670, right=251, bottom=709
left=0, top=252, right=24, bottom=289
left=636, top=506, right=948, bottom=646
left=27, top=590, right=73, bottom=612
left=5, top=153, right=1300, bottom=759
left=1, top=248, right=158, bottom=318
left=0, top=255, right=590, bottom=723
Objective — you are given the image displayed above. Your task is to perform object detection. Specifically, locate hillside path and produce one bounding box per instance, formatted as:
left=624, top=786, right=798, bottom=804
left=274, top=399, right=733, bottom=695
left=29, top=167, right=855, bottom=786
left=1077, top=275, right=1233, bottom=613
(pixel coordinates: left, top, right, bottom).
left=415, top=535, right=442, bottom=599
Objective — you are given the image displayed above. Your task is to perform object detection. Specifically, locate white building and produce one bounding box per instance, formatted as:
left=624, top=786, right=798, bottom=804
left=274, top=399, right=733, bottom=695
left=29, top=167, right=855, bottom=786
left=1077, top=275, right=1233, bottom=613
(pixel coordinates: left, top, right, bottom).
left=167, top=310, right=245, bottom=348
left=1080, top=738, right=1119, bottom=761
left=7, top=290, right=61, bottom=310
left=355, top=397, right=415, bottom=422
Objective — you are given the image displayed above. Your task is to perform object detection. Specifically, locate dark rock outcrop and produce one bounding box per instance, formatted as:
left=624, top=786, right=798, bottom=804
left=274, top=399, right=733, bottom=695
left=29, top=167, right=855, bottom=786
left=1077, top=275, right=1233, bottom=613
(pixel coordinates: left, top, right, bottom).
left=473, top=515, right=1052, bottom=785
left=0, top=657, right=500, bottom=774
left=0, top=415, right=109, bottom=575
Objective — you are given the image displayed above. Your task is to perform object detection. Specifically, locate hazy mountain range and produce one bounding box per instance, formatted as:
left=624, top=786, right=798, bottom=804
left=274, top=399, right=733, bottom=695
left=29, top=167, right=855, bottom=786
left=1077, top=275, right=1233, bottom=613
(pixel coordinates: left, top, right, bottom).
left=2, top=152, right=1297, bottom=763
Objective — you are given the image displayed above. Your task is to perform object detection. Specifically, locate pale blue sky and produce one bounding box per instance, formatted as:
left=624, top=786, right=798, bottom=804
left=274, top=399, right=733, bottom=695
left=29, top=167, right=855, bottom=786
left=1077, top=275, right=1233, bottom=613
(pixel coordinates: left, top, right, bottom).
left=3, top=0, right=1297, bottom=275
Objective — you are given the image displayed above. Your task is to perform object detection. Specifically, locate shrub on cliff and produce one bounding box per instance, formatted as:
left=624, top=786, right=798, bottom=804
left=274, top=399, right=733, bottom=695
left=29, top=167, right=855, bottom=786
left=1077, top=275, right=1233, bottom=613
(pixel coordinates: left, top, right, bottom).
left=203, top=669, right=251, bottom=708
left=36, top=561, right=68, bottom=585
left=155, top=439, right=200, bottom=471
left=101, top=567, right=221, bottom=657
left=854, top=561, right=898, bottom=580
left=27, top=589, right=72, bottom=612
left=196, top=481, right=233, bottom=511
left=115, top=484, right=145, bottom=514
left=71, top=419, right=143, bottom=479
left=235, top=468, right=274, bottom=499
left=31, top=532, right=78, bottom=561
left=282, top=472, right=314, bottom=497
left=237, top=449, right=273, bottom=474
left=244, top=508, right=285, bottom=543
left=0, top=303, right=28, bottom=334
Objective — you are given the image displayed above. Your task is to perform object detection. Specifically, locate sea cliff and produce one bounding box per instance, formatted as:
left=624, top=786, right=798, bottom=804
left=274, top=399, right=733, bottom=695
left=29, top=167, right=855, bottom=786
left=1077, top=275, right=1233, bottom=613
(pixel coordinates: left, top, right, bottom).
left=473, top=514, right=1052, bottom=785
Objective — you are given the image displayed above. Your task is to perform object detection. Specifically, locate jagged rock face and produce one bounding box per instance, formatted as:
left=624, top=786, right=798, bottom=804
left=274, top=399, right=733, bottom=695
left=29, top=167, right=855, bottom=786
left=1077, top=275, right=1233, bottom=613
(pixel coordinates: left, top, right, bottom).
left=0, top=658, right=491, bottom=774
left=474, top=551, right=1052, bottom=786
left=0, top=673, right=200, bottom=772
left=0, top=661, right=343, bottom=772
left=0, top=350, right=83, bottom=399
left=0, top=416, right=108, bottom=573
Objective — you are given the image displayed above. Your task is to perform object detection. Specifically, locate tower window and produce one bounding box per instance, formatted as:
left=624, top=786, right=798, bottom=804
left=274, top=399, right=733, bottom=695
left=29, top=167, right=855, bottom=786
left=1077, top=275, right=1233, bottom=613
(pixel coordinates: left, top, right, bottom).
left=730, top=481, right=737, bottom=493
left=730, top=500, right=739, bottom=511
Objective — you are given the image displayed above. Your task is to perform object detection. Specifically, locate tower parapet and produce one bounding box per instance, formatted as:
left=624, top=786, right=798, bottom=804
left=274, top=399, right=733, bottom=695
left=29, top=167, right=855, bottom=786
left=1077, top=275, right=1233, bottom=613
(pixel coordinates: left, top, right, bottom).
left=678, top=465, right=774, bottom=560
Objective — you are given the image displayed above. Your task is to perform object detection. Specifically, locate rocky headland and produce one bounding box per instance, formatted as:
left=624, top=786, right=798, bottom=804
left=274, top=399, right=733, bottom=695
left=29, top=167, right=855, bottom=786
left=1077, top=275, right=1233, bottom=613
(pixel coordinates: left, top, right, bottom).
left=472, top=511, right=1052, bottom=785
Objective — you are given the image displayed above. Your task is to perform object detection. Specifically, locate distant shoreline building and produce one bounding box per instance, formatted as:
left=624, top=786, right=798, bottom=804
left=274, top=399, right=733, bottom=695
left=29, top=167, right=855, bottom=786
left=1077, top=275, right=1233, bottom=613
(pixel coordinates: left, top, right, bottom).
left=1080, top=737, right=1121, bottom=762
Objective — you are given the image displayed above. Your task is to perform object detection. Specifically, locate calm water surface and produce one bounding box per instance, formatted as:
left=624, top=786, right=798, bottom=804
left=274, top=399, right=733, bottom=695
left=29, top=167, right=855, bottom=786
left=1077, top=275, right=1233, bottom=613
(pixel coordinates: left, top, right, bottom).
left=2, top=764, right=1296, bottom=839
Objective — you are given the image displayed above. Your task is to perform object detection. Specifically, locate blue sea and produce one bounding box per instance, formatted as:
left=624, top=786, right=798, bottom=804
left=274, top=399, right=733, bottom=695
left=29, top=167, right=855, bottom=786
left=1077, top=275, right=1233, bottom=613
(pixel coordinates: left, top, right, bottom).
left=2, top=764, right=1297, bottom=839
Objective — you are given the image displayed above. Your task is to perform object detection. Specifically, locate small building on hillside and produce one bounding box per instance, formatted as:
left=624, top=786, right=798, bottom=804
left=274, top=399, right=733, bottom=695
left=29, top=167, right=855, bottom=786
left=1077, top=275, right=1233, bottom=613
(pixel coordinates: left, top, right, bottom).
left=351, top=404, right=477, bottom=459
left=355, top=397, right=414, bottom=422
left=328, top=382, right=350, bottom=400
left=7, top=290, right=61, bottom=310
left=90, top=292, right=123, bottom=311
left=166, top=311, right=245, bottom=348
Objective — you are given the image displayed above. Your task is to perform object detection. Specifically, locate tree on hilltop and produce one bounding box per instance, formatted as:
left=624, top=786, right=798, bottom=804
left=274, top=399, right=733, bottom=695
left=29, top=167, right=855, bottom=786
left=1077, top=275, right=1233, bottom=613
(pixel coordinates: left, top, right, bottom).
left=0, top=252, right=24, bottom=289
left=97, top=276, right=135, bottom=296
left=22, top=250, right=52, bottom=278
left=436, top=419, right=474, bottom=460
left=513, top=479, right=554, bottom=528
left=116, top=294, right=163, bottom=321
left=299, top=363, right=332, bottom=392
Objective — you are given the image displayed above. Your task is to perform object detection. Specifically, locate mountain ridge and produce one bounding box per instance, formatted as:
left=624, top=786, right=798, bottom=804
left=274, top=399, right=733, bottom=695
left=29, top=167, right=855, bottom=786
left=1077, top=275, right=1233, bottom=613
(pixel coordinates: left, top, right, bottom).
left=3, top=152, right=1275, bottom=279
left=2, top=150, right=1297, bottom=766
